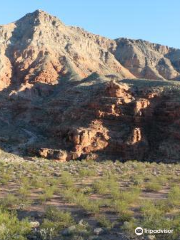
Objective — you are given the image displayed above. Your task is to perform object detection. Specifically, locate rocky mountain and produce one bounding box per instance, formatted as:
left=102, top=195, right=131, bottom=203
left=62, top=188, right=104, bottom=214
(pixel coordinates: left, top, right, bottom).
left=1, top=10, right=180, bottom=162
left=115, top=38, right=180, bottom=80
left=1, top=10, right=180, bottom=90
left=0, top=10, right=135, bottom=91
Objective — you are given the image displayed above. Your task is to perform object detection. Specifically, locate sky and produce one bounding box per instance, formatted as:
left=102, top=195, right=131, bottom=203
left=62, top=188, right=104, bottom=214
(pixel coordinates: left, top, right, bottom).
left=0, top=0, right=180, bottom=48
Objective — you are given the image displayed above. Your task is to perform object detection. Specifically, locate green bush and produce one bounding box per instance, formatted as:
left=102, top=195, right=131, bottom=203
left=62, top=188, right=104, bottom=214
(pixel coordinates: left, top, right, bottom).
left=44, top=206, right=74, bottom=229
left=78, top=168, right=96, bottom=177
left=0, top=172, right=11, bottom=185
left=0, top=194, right=20, bottom=209
left=168, top=186, right=180, bottom=207
left=61, top=172, right=74, bottom=188
left=119, top=188, right=141, bottom=204
left=74, top=193, right=100, bottom=214
left=40, top=207, right=75, bottom=239
left=145, top=181, right=162, bottom=192
left=93, top=179, right=109, bottom=194
left=96, top=215, right=114, bottom=229
left=39, top=186, right=57, bottom=203
left=113, top=200, right=132, bottom=221
left=0, top=208, right=31, bottom=240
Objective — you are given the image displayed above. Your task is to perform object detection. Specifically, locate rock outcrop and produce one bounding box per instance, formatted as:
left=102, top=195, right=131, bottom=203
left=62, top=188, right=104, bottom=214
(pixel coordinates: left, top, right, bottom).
left=114, top=38, right=180, bottom=80
left=1, top=10, right=180, bottom=92
left=0, top=10, right=180, bottom=162
left=0, top=10, right=135, bottom=91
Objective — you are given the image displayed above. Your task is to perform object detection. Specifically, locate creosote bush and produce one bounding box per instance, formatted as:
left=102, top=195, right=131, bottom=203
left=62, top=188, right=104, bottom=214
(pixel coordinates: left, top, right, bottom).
left=0, top=208, right=31, bottom=240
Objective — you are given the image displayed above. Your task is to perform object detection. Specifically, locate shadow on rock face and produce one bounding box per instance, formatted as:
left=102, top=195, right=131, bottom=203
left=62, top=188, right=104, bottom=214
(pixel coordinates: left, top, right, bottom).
left=0, top=75, right=180, bottom=163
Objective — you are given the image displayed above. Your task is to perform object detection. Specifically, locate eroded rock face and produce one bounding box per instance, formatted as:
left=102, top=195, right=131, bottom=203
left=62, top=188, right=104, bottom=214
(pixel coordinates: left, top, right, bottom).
left=0, top=10, right=135, bottom=91
left=38, top=149, right=68, bottom=162
left=0, top=76, right=179, bottom=162
left=1, top=10, right=180, bottom=93
left=114, top=38, right=180, bottom=80
left=67, top=124, right=109, bottom=158
left=0, top=10, right=180, bottom=162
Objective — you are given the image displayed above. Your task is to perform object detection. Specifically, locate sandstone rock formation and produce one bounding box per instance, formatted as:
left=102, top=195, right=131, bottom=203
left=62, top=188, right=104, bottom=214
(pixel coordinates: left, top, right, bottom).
left=114, top=38, right=180, bottom=80
left=1, top=10, right=180, bottom=91
left=0, top=10, right=180, bottom=162
left=0, top=10, right=135, bottom=91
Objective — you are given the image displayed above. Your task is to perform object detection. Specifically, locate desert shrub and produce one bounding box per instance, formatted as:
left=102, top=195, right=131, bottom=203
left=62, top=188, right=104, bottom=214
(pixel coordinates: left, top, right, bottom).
left=121, top=218, right=138, bottom=237
left=131, top=175, right=144, bottom=186
left=82, top=200, right=100, bottom=214
left=29, top=176, right=48, bottom=189
left=79, top=186, right=93, bottom=194
left=108, top=177, right=120, bottom=199
left=171, top=216, right=180, bottom=239
left=39, top=186, right=57, bottom=203
left=156, top=175, right=168, bottom=185
left=0, top=172, right=11, bottom=185
left=96, top=215, right=114, bottom=229
left=168, top=186, right=180, bottom=207
left=93, top=179, right=109, bottom=194
left=62, top=187, right=77, bottom=203
left=41, top=206, right=74, bottom=233
left=61, top=172, right=74, bottom=188
left=156, top=199, right=173, bottom=213
left=119, top=188, right=141, bottom=204
left=141, top=200, right=164, bottom=218
left=45, top=206, right=74, bottom=223
left=0, top=208, right=31, bottom=240
left=73, top=220, right=91, bottom=237
left=139, top=200, right=172, bottom=230
left=74, top=193, right=100, bottom=214
left=110, top=186, right=121, bottom=200
left=0, top=194, right=20, bottom=209
left=18, top=176, right=30, bottom=186
left=93, top=174, right=118, bottom=195
left=18, top=185, right=30, bottom=200
left=97, top=198, right=112, bottom=208
left=145, top=180, right=162, bottom=192
left=113, top=200, right=132, bottom=221
left=78, top=168, right=96, bottom=177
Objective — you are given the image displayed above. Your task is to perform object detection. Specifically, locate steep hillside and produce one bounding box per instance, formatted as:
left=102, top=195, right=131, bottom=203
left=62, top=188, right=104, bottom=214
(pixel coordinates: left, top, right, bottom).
left=1, top=10, right=180, bottom=92
left=0, top=10, right=180, bottom=162
left=0, top=10, right=134, bottom=91
left=114, top=38, right=180, bottom=80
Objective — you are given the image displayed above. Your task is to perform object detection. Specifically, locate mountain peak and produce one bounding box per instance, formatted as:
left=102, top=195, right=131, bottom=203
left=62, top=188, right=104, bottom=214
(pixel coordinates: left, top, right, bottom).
left=34, top=9, right=46, bottom=14
left=31, top=9, right=54, bottom=18
left=28, top=9, right=52, bottom=17
left=16, top=9, right=63, bottom=26
left=0, top=9, right=180, bottom=92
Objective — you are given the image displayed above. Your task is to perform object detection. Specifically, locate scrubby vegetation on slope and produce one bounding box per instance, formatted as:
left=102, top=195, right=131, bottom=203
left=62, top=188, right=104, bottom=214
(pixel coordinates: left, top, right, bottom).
left=0, top=152, right=180, bottom=239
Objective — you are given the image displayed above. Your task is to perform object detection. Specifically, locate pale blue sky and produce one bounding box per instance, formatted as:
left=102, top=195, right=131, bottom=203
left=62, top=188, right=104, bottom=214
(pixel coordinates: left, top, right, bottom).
left=0, top=0, right=180, bottom=48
